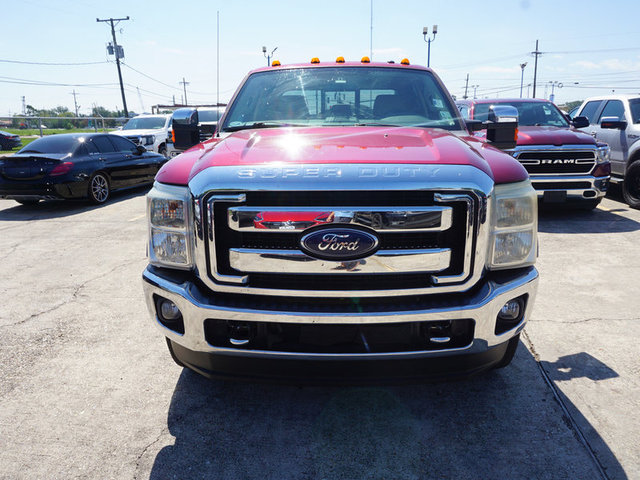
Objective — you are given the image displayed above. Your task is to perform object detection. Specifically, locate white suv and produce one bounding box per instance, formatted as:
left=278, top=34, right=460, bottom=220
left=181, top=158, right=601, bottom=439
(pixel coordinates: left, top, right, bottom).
left=575, top=95, right=640, bottom=208
left=113, top=114, right=171, bottom=158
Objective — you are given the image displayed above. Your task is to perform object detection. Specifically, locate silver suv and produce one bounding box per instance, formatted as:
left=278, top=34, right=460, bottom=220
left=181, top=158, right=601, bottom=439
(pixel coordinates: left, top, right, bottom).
left=575, top=95, right=640, bottom=208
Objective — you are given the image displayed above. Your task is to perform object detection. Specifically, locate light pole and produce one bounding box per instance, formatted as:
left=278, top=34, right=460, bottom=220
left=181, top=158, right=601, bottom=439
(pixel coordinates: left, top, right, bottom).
left=262, top=45, right=278, bottom=66
left=519, top=62, right=528, bottom=98
left=471, top=84, right=479, bottom=99
left=422, top=25, right=438, bottom=68
left=548, top=80, right=562, bottom=103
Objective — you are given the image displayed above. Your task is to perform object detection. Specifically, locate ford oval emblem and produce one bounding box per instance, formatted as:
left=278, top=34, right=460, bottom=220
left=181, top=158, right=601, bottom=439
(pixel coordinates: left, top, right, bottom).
left=300, top=228, right=379, bottom=261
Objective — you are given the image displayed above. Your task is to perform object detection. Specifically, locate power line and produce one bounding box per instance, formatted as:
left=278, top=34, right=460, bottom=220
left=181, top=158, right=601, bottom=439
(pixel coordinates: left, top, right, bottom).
left=0, top=58, right=109, bottom=66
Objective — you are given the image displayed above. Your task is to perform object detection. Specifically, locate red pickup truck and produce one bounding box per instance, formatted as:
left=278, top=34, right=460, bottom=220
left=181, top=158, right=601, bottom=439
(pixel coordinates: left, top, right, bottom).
left=142, top=59, right=538, bottom=382
left=456, top=98, right=611, bottom=209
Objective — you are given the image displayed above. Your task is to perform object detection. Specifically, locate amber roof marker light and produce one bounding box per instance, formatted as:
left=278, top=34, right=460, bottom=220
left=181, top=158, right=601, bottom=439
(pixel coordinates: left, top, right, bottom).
left=400, top=58, right=410, bottom=65
left=311, top=57, right=320, bottom=64
left=336, top=56, right=345, bottom=63
left=272, top=60, right=281, bottom=67
left=361, top=56, right=370, bottom=63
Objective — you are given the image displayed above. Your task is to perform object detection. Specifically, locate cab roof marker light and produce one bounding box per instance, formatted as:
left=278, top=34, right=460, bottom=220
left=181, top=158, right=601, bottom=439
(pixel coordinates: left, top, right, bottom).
left=336, top=56, right=345, bottom=63
left=311, top=57, right=320, bottom=64
left=361, top=56, right=370, bottom=63
left=271, top=60, right=281, bottom=66
left=401, top=58, right=410, bottom=65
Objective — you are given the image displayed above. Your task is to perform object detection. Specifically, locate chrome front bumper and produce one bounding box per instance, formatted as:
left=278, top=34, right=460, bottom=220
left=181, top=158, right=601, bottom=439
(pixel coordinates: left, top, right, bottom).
left=142, top=266, right=538, bottom=360
left=530, top=174, right=609, bottom=200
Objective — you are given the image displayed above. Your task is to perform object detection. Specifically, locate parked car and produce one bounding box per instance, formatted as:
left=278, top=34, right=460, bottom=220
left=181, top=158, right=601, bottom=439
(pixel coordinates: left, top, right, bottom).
left=0, top=130, right=22, bottom=150
left=0, top=133, right=166, bottom=205
left=456, top=98, right=610, bottom=209
left=573, top=95, right=640, bottom=208
left=112, top=114, right=171, bottom=158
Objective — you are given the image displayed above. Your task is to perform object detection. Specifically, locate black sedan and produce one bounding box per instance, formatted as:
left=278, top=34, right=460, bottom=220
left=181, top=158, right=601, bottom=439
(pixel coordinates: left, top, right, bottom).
left=0, top=130, right=22, bottom=150
left=0, top=133, right=166, bottom=205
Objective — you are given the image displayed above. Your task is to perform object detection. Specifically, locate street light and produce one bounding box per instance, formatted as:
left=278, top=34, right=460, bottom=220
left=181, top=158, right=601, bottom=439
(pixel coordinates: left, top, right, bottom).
left=548, top=80, right=563, bottom=103
left=262, top=45, right=278, bottom=67
left=422, top=24, right=438, bottom=68
left=471, top=84, right=479, bottom=99
left=519, top=62, right=528, bottom=98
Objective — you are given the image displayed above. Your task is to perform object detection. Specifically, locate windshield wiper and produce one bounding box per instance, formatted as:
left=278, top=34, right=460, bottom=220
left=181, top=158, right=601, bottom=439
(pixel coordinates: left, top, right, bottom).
left=223, top=122, right=304, bottom=132
left=354, top=123, right=401, bottom=127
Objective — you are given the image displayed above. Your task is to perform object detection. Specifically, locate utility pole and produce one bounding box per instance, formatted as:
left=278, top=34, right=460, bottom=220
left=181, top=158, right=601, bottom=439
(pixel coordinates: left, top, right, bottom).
left=179, top=77, right=189, bottom=106
left=21, top=96, right=26, bottom=115
left=70, top=89, right=80, bottom=116
left=531, top=40, right=542, bottom=98
left=97, top=16, right=130, bottom=117
left=463, top=74, right=469, bottom=99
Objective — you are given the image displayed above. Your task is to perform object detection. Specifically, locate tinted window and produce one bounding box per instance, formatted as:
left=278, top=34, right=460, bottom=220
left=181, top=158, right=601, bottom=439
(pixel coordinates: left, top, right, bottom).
left=580, top=100, right=603, bottom=123
left=198, top=109, right=225, bottom=122
left=221, top=67, right=464, bottom=131
left=18, top=135, right=80, bottom=154
left=630, top=99, right=640, bottom=124
left=92, top=136, right=116, bottom=153
left=457, top=105, right=470, bottom=119
left=109, top=135, right=137, bottom=152
left=598, top=100, right=625, bottom=122
left=123, top=116, right=167, bottom=130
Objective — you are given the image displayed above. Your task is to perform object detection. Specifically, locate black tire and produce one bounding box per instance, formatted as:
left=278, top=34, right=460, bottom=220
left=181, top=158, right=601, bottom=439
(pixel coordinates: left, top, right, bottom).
left=493, top=333, right=520, bottom=369
left=165, top=338, right=185, bottom=367
left=622, top=160, right=640, bottom=209
left=16, top=199, right=39, bottom=206
left=88, top=172, right=110, bottom=204
left=158, top=144, right=168, bottom=159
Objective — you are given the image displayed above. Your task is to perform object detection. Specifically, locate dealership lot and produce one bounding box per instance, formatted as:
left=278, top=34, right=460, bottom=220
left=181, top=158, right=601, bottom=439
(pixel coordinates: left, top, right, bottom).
left=0, top=189, right=638, bottom=479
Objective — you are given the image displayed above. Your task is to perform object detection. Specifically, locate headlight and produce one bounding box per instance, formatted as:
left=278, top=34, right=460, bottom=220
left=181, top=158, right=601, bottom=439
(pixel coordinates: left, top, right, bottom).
left=596, top=144, right=610, bottom=163
left=143, top=135, right=155, bottom=146
left=488, top=181, right=537, bottom=270
left=147, top=183, right=194, bottom=269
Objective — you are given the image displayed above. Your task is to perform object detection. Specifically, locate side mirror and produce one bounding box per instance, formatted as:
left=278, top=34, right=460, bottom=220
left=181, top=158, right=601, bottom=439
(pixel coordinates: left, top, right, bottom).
left=600, top=116, right=627, bottom=130
left=485, top=105, right=519, bottom=150
left=135, top=145, right=147, bottom=155
left=465, top=119, right=484, bottom=132
left=172, top=108, right=200, bottom=150
left=571, top=116, right=589, bottom=129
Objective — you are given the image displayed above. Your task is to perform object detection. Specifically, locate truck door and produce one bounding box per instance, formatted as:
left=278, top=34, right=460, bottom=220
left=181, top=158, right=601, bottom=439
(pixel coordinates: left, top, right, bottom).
left=594, top=100, right=628, bottom=176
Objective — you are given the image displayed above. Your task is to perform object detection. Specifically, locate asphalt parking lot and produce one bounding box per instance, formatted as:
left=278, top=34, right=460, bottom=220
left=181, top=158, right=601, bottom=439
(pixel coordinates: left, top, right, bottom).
left=0, top=188, right=638, bottom=480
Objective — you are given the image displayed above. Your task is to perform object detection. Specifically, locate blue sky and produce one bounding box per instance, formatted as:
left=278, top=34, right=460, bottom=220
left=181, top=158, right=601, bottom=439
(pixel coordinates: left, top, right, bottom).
left=1, top=0, right=638, bottom=115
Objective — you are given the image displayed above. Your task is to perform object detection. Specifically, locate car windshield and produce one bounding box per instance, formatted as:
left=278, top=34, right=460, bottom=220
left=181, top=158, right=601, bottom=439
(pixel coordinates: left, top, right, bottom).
left=629, top=99, right=640, bottom=124
left=220, top=66, right=464, bottom=132
left=17, top=135, right=80, bottom=154
left=198, top=109, right=224, bottom=122
left=123, top=117, right=166, bottom=130
left=473, top=101, right=569, bottom=127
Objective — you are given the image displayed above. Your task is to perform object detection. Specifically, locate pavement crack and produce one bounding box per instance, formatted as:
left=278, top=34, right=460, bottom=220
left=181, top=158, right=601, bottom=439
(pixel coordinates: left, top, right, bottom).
left=133, top=427, right=169, bottom=480
left=522, top=330, right=611, bottom=480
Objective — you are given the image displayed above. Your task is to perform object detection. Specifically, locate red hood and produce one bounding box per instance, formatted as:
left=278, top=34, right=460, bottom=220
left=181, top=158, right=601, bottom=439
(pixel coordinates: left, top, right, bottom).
left=156, top=127, right=528, bottom=186
left=516, top=126, right=595, bottom=146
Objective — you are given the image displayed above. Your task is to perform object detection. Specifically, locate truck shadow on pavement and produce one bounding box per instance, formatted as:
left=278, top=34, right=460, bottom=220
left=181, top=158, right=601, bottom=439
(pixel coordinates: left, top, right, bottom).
left=538, top=205, right=640, bottom=234
left=0, top=185, right=150, bottom=221
left=148, top=344, right=627, bottom=480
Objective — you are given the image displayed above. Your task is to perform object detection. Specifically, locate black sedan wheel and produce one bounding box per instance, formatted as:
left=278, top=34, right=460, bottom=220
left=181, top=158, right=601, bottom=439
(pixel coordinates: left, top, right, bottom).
left=88, top=173, right=110, bottom=204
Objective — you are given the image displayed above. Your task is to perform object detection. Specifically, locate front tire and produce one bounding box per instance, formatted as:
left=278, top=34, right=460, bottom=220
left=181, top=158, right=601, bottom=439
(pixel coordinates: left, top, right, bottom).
left=622, top=160, right=640, bottom=209
left=88, top=172, right=110, bottom=204
left=158, top=144, right=168, bottom=159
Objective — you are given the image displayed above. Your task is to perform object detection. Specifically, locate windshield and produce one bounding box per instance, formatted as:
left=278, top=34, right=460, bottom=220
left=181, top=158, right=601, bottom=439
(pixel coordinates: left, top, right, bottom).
left=17, top=135, right=80, bottom=154
left=123, top=116, right=167, bottom=130
left=221, top=66, right=464, bottom=132
left=629, top=99, right=640, bottom=124
left=473, top=101, right=569, bottom=127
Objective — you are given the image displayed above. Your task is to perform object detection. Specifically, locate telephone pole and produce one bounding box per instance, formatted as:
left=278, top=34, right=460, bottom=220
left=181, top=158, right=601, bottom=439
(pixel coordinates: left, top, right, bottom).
left=97, top=16, right=130, bottom=117
left=70, top=89, right=79, bottom=116
left=531, top=40, right=542, bottom=99
left=179, top=77, right=189, bottom=106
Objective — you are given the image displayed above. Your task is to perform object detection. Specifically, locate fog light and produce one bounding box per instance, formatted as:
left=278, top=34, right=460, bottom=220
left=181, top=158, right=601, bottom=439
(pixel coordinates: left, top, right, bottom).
left=160, top=299, right=181, bottom=321
left=499, top=299, right=522, bottom=321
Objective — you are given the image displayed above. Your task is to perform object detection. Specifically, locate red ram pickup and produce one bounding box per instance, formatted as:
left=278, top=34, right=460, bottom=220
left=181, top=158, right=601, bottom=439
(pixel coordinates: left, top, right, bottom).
left=142, top=58, right=539, bottom=383
left=456, top=98, right=611, bottom=209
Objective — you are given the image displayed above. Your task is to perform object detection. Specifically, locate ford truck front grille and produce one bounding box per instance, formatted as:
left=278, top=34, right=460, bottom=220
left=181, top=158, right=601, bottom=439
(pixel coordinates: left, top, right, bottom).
left=203, top=190, right=479, bottom=296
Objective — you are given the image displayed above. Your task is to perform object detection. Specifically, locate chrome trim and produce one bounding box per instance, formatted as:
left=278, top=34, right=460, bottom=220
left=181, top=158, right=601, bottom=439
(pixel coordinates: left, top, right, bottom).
left=142, top=265, right=538, bottom=359
left=189, top=164, right=493, bottom=298
left=432, top=193, right=473, bottom=285
left=228, top=206, right=453, bottom=232
left=229, top=248, right=451, bottom=274
left=530, top=174, right=608, bottom=198
left=512, top=144, right=597, bottom=176
left=207, top=194, right=247, bottom=284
